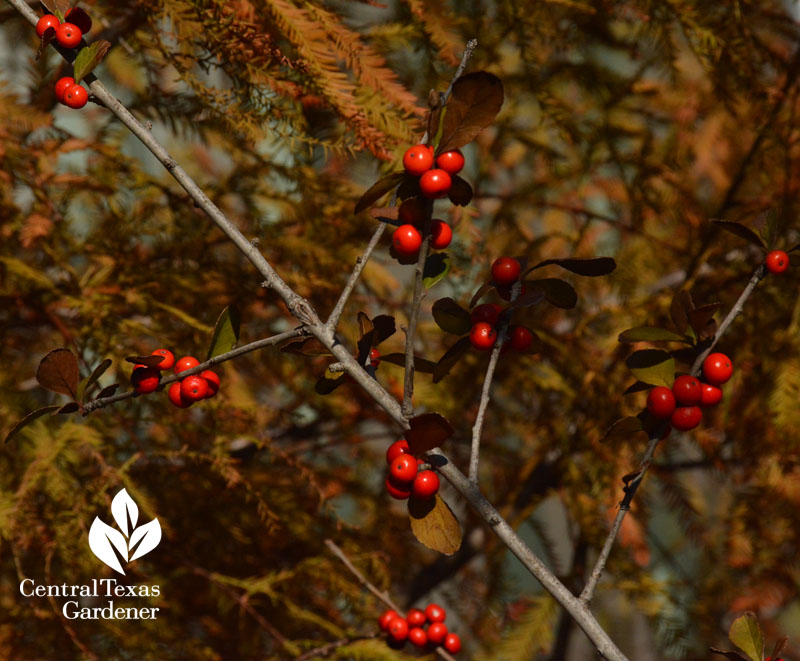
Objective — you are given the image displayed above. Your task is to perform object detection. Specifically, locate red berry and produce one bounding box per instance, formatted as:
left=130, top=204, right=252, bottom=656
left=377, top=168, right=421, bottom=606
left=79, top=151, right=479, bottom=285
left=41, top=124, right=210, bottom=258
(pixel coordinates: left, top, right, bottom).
left=408, top=627, right=428, bottom=647
left=36, top=14, right=60, bottom=38
left=201, top=370, right=220, bottom=398
left=369, top=348, right=381, bottom=368
left=390, top=454, right=418, bottom=484
left=398, top=197, right=426, bottom=225
left=406, top=608, right=426, bottom=627
left=766, top=250, right=789, bottom=274
left=443, top=633, right=462, bottom=653
left=55, top=23, right=82, bottom=48
left=403, top=145, right=434, bottom=176
left=430, top=220, right=452, bottom=250
left=646, top=386, right=676, bottom=419
left=54, top=76, right=75, bottom=103
left=702, top=352, right=733, bottom=385
left=386, top=439, right=410, bottom=465
left=419, top=169, right=452, bottom=199
left=378, top=609, right=399, bottom=631
left=65, top=8, right=92, bottom=34
left=181, top=375, right=209, bottom=401
left=427, top=621, right=448, bottom=644
left=436, top=149, right=465, bottom=175
left=700, top=383, right=723, bottom=407
left=412, top=470, right=440, bottom=499
left=509, top=326, right=534, bottom=352
left=388, top=617, right=409, bottom=641
left=385, top=475, right=412, bottom=500
left=491, top=257, right=521, bottom=286
left=131, top=365, right=160, bottom=394
left=425, top=603, right=446, bottom=623
left=168, top=381, right=192, bottom=408
left=174, top=356, right=200, bottom=375
left=63, top=84, right=88, bottom=109
left=671, top=406, right=702, bottom=431
left=151, top=348, right=175, bottom=371
left=672, top=375, right=702, bottom=406
left=392, top=224, right=422, bottom=257
left=470, top=322, right=497, bottom=351
left=471, top=303, right=503, bottom=326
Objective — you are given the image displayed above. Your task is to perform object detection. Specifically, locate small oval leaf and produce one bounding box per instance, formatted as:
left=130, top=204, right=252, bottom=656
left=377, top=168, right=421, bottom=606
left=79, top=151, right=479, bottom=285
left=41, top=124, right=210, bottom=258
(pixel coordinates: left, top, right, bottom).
left=73, top=40, right=111, bottom=83
left=433, top=336, right=471, bottom=383
left=36, top=348, right=79, bottom=399
left=355, top=172, right=403, bottom=214
left=626, top=349, right=675, bottom=388
left=4, top=406, right=61, bottom=443
left=53, top=402, right=80, bottom=415
left=96, top=383, right=120, bottom=399
left=125, top=355, right=166, bottom=367
left=432, top=298, right=471, bottom=335
left=447, top=176, right=473, bottom=206
left=526, top=257, right=617, bottom=277
left=207, top=305, right=241, bottom=360
left=423, top=253, right=451, bottom=288
left=711, top=219, right=766, bottom=249
left=408, top=494, right=462, bottom=555
left=438, top=72, right=504, bottom=152
left=80, top=358, right=113, bottom=401
left=406, top=413, right=454, bottom=454
left=728, top=612, right=764, bottom=661
left=526, top=278, right=578, bottom=309
left=280, top=338, right=331, bottom=356
left=618, top=327, right=689, bottom=343
left=379, top=353, right=436, bottom=373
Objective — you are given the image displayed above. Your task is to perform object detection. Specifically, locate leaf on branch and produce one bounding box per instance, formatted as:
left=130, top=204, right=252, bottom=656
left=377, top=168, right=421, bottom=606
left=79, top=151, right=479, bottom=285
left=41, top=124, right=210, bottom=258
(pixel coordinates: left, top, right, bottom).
left=406, top=413, right=454, bottom=453
left=96, top=384, right=119, bottom=399
left=73, top=40, right=111, bottom=83
left=447, top=176, right=472, bottom=206
left=709, top=649, right=751, bottom=661
left=754, top=209, right=782, bottom=249
left=618, top=327, right=688, bottom=343
left=623, top=380, right=652, bottom=395
left=54, top=402, right=80, bottom=416
left=41, top=0, right=71, bottom=20
left=125, top=355, right=167, bottom=368
left=4, top=406, right=61, bottom=443
left=525, top=257, right=617, bottom=277
left=433, top=337, right=471, bottom=383
left=728, top=612, right=764, bottom=661
left=599, top=416, right=645, bottom=444
left=371, top=315, right=396, bottom=345
left=626, top=349, right=674, bottom=388
left=431, top=298, right=471, bottom=335
left=315, top=373, right=345, bottom=395
left=688, top=303, right=722, bottom=339
left=438, top=72, right=504, bottom=152
left=206, top=305, right=241, bottom=360
left=368, top=206, right=399, bottom=224
left=509, top=288, right=546, bottom=308
left=354, top=172, right=403, bottom=214
left=770, top=636, right=789, bottom=659
left=379, top=353, right=436, bottom=373
left=469, top=281, right=493, bottom=308
left=78, top=358, right=112, bottom=402
left=36, top=349, right=79, bottom=399
left=280, top=338, right=331, bottom=356
left=526, top=278, right=578, bottom=309
left=357, top=311, right=373, bottom=338
left=408, top=494, right=462, bottom=555
left=670, top=290, right=693, bottom=334
left=711, top=219, right=766, bottom=249
left=423, top=253, right=450, bottom=288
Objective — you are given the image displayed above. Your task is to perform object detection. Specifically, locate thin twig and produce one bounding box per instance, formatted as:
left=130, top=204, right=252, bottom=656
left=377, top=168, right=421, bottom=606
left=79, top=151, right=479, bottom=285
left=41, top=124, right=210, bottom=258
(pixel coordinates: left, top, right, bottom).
left=469, top=330, right=504, bottom=483
left=580, top=263, right=768, bottom=605
left=444, top=39, right=478, bottom=101
left=324, top=540, right=458, bottom=661
left=80, top=327, right=304, bottom=413
left=296, top=634, right=380, bottom=661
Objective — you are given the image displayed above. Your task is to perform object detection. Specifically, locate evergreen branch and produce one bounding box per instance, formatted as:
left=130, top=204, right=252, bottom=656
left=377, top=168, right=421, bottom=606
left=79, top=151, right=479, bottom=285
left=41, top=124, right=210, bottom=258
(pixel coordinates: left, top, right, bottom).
left=580, top=263, right=767, bottom=605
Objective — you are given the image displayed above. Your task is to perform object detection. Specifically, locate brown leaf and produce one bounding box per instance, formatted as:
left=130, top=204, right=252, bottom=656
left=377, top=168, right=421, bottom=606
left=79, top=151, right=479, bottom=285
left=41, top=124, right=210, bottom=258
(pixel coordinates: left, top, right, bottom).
left=378, top=353, right=436, bottom=373
left=53, top=402, right=80, bottom=415
left=469, top=281, right=493, bottom=308
left=708, top=649, right=750, bottom=661
left=433, top=336, right=471, bottom=383
left=525, top=257, right=617, bottom=277
left=406, top=413, right=454, bottom=453
left=368, top=206, right=399, bottom=223
left=599, top=416, right=645, bottom=444
left=432, top=297, right=471, bottom=335
left=447, top=175, right=472, bottom=206
left=526, top=278, right=578, bottom=309
left=408, top=494, right=462, bottom=555
left=371, top=315, right=396, bottom=345
left=357, top=311, right=373, bottom=338
left=125, top=355, right=168, bottom=367
left=688, top=303, right=722, bottom=338
left=4, top=406, right=61, bottom=443
left=280, top=338, right=331, bottom=356
left=670, top=290, right=693, bottom=334
left=438, top=72, right=504, bottom=152
left=711, top=219, right=766, bottom=249
left=36, top=349, right=79, bottom=399
left=354, top=172, right=403, bottom=214
left=95, top=384, right=119, bottom=399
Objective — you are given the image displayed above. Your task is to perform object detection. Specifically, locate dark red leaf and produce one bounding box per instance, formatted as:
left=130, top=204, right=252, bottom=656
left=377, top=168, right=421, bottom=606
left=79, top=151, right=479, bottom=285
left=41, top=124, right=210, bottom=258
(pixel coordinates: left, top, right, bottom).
left=54, top=402, right=80, bottom=415
left=438, top=72, right=504, bottom=152
left=525, top=257, right=616, bottom=277
left=525, top=278, right=578, bottom=309
left=687, top=303, right=722, bottom=337
left=447, top=176, right=473, bottom=206
left=125, top=355, right=169, bottom=367
left=406, top=413, right=455, bottom=454
left=670, top=290, right=693, bottom=334
left=280, top=339, right=331, bottom=356
left=96, top=384, right=120, bottom=399
left=354, top=172, right=403, bottom=214
left=4, top=406, right=61, bottom=443
left=433, top=336, right=471, bottom=383
left=36, top=348, right=79, bottom=399
left=711, top=219, right=766, bottom=249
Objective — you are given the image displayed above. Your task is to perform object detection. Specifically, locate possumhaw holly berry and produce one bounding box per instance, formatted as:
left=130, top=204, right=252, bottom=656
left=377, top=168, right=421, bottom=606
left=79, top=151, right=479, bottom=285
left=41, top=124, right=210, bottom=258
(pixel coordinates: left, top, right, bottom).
left=54, top=76, right=75, bottom=103
left=55, top=22, right=82, bottom=49
left=174, top=355, right=200, bottom=374
left=406, top=608, right=426, bottom=627
left=491, top=257, right=521, bottom=286
left=378, top=609, right=398, bottom=631
left=425, top=603, right=446, bottom=622
left=646, top=386, right=676, bottom=419
left=151, top=348, right=175, bottom=371
left=509, top=326, right=534, bottom=352
left=427, top=621, right=448, bottom=644
left=765, top=250, right=789, bottom=274
left=436, top=149, right=465, bottom=175
left=64, top=84, right=88, bottom=109
left=390, top=454, right=418, bottom=484
left=408, top=627, right=428, bottom=647
left=388, top=617, right=409, bottom=641
left=403, top=145, right=434, bottom=176
left=386, top=439, right=410, bottom=464
left=168, top=381, right=192, bottom=408
left=36, top=14, right=59, bottom=38
left=392, top=224, right=422, bottom=257
left=368, top=348, right=381, bottom=368
left=131, top=365, right=160, bottom=394
left=700, top=383, right=722, bottom=407
left=443, top=633, right=462, bottom=653
left=419, top=169, right=452, bottom=198
left=181, top=375, right=209, bottom=401
left=430, top=219, right=452, bottom=250
left=412, top=470, right=439, bottom=499
left=470, top=322, right=497, bottom=351
left=702, top=352, right=733, bottom=385
left=671, top=405, right=702, bottom=431
left=672, top=375, right=702, bottom=406
left=385, top=476, right=412, bottom=500
left=201, top=369, right=220, bottom=398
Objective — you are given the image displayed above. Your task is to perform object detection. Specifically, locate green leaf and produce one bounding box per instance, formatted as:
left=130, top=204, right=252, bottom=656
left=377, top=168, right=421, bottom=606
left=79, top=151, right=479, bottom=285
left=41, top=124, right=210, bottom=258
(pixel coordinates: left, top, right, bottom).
left=78, top=358, right=112, bottom=401
left=433, top=336, right=471, bottom=383
left=625, top=349, right=675, bottom=388
left=526, top=278, right=578, bottom=309
left=408, top=494, right=462, bottom=555
left=728, top=612, right=764, bottom=661
left=354, top=172, right=403, bottom=214
left=711, top=219, right=766, bottom=249
left=36, top=348, right=79, bottom=399
left=406, top=413, right=455, bottom=454
left=422, top=253, right=450, bottom=288
left=378, top=353, right=436, bottom=373
left=526, top=257, right=617, bottom=277
left=438, top=72, right=504, bottom=152
left=432, top=297, right=471, bottom=335
left=4, top=406, right=61, bottom=443
left=618, top=327, right=688, bottom=343
left=73, top=40, right=111, bottom=83
left=206, top=305, right=241, bottom=360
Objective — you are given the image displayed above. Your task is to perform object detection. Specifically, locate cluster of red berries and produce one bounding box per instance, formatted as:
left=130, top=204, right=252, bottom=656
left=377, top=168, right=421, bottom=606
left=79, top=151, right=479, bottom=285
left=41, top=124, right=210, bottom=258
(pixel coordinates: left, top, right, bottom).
left=391, top=145, right=465, bottom=259
left=35, top=10, right=93, bottom=109
left=646, top=353, right=733, bottom=432
left=765, top=250, right=790, bottom=274
left=378, top=604, right=461, bottom=654
left=384, top=440, right=440, bottom=500
left=468, top=257, right=534, bottom=352
left=130, top=349, right=220, bottom=408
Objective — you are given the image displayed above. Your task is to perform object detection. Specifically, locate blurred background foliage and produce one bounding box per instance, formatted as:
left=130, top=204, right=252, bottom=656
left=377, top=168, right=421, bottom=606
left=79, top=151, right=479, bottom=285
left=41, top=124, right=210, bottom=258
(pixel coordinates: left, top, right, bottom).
left=1, top=0, right=800, bottom=659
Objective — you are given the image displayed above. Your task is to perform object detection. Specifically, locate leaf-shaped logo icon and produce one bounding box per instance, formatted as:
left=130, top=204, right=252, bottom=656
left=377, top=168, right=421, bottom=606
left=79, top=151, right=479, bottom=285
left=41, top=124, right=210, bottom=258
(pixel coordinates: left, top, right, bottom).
left=111, top=488, right=138, bottom=537
left=88, top=488, right=161, bottom=574
left=88, top=517, right=128, bottom=575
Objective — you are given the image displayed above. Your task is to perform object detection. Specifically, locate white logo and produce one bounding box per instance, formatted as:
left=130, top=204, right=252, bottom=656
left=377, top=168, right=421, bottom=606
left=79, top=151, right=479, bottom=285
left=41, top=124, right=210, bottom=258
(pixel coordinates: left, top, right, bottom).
left=89, top=489, right=161, bottom=575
